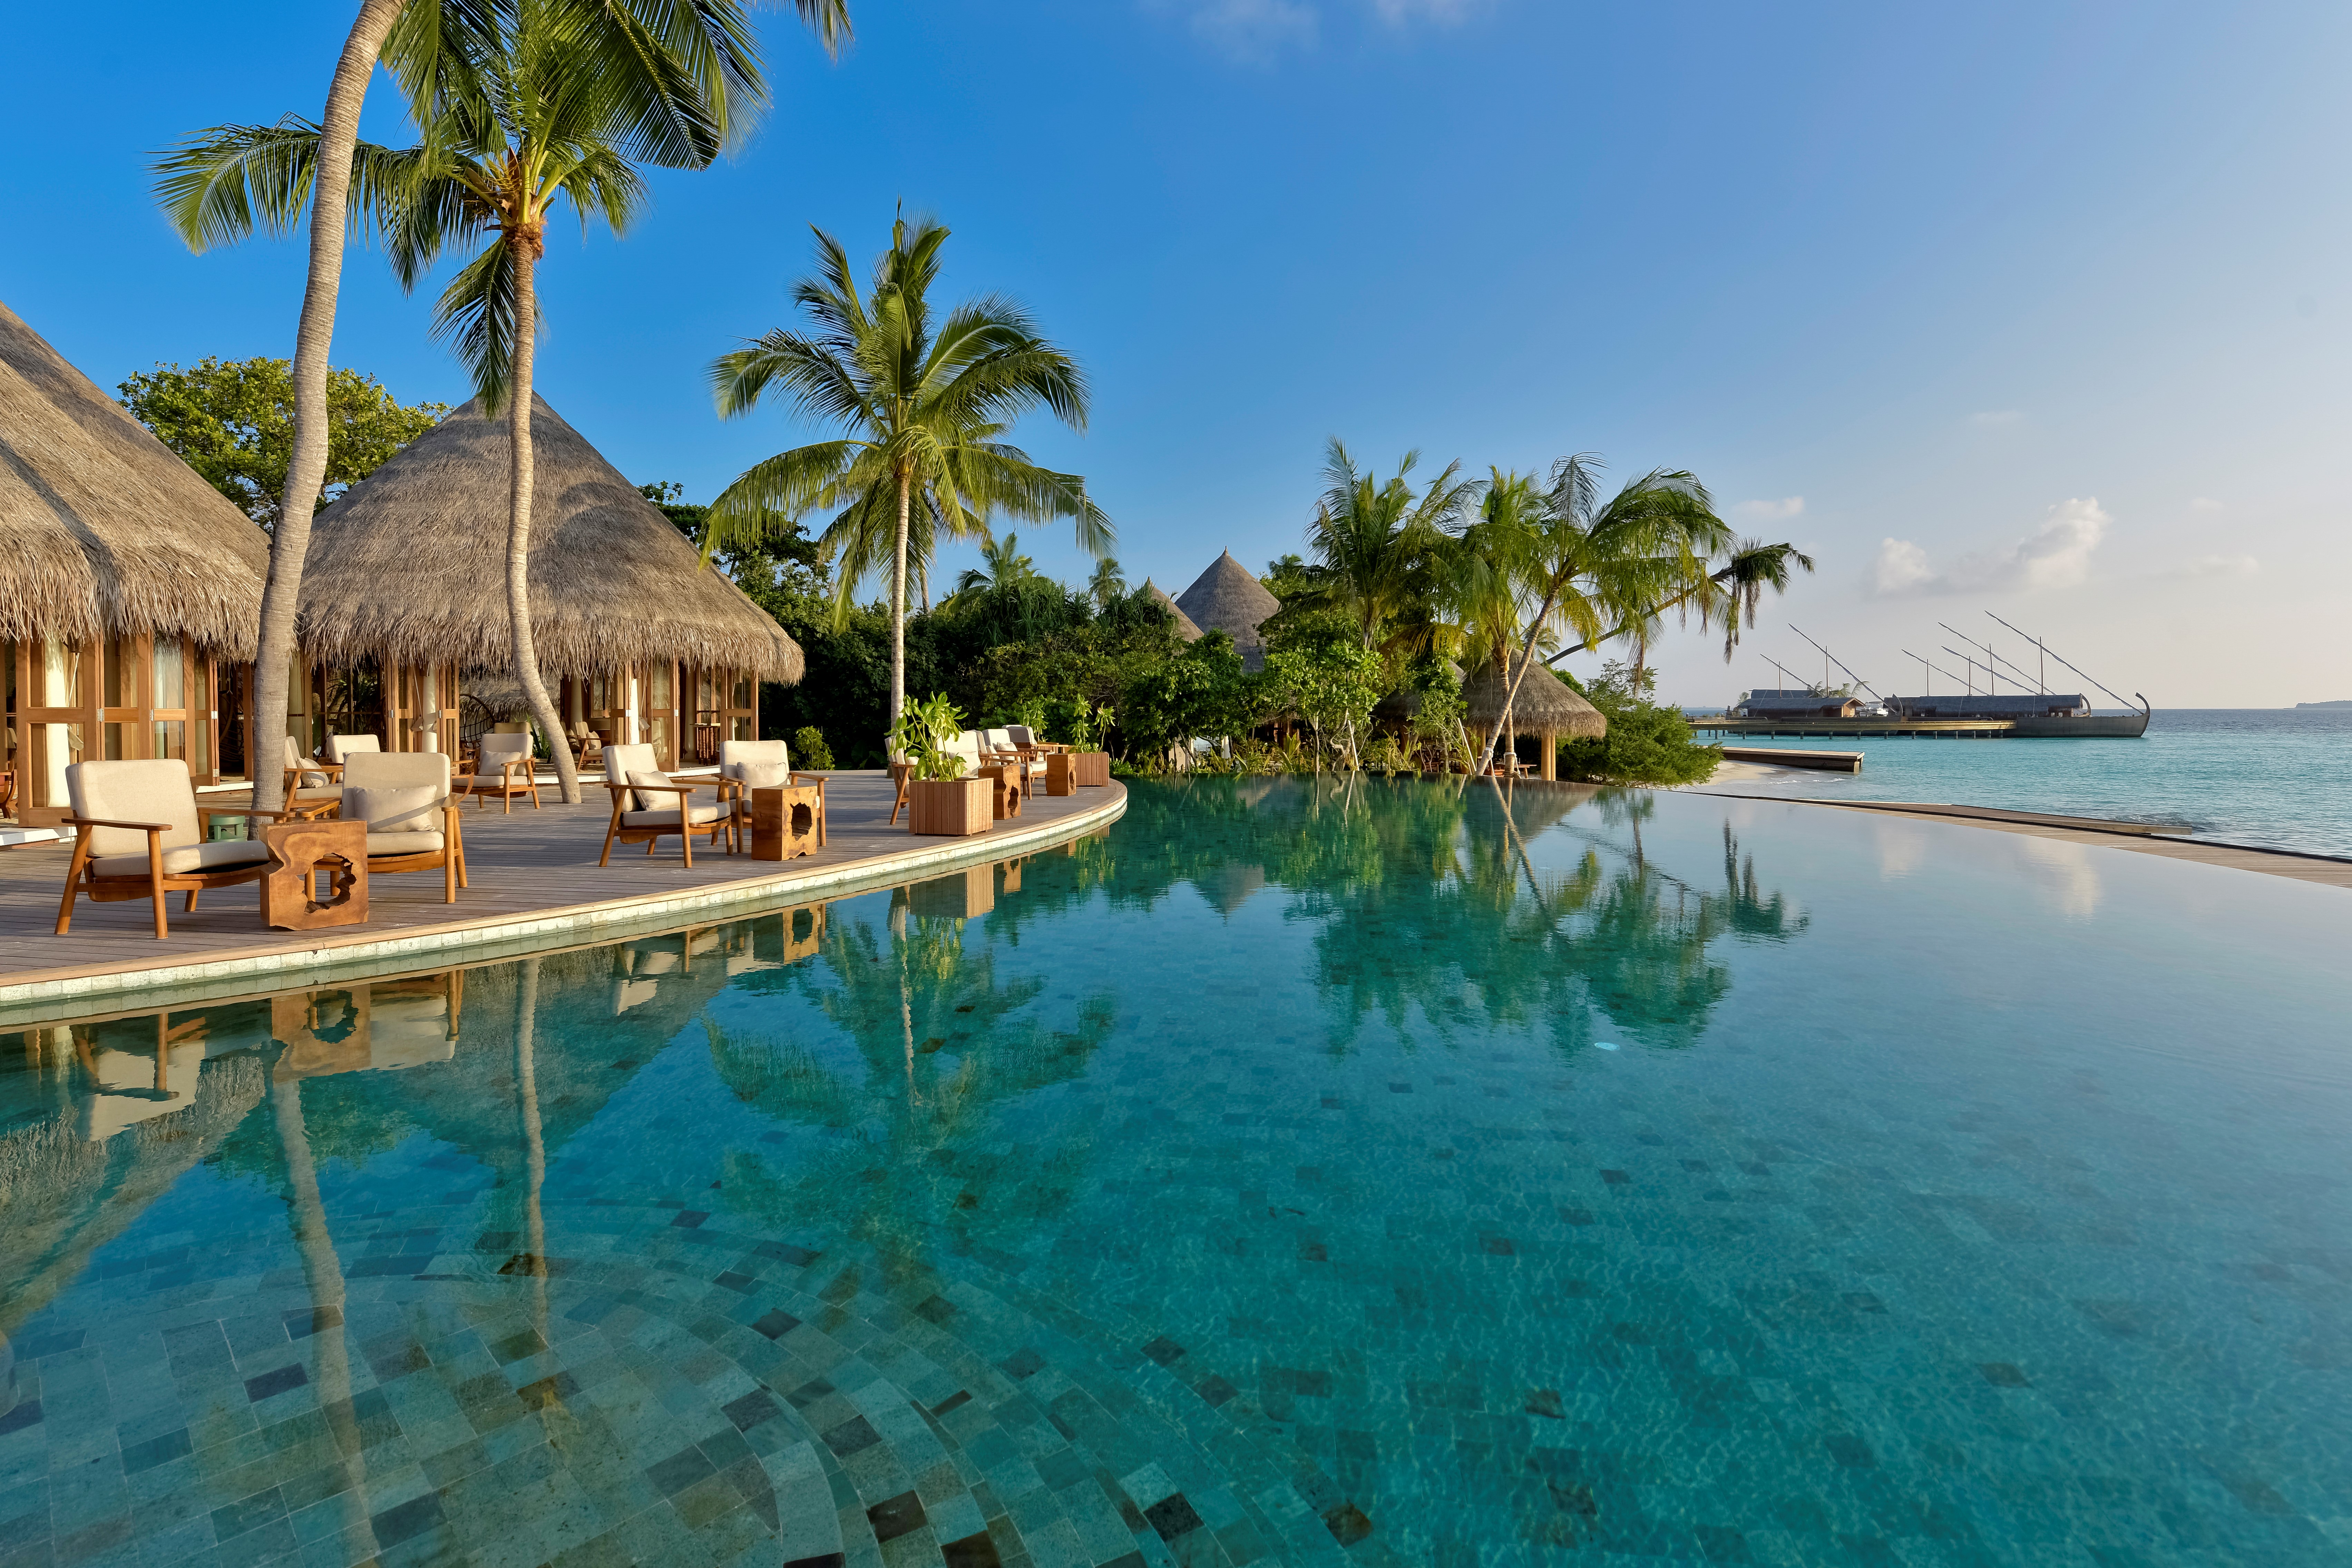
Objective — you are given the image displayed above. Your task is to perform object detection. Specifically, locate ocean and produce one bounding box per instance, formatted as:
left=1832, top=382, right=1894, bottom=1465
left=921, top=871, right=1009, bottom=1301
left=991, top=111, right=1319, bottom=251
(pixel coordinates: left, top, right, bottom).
left=1683, top=707, right=2352, bottom=859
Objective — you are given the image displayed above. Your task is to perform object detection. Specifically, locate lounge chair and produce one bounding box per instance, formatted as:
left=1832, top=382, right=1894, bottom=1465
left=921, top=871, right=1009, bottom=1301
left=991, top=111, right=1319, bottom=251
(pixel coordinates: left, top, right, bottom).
left=979, top=729, right=1036, bottom=802
left=598, top=742, right=731, bottom=867
left=718, top=739, right=828, bottom=848
left=55, top=759, right=284, bottom=938
left=1005, top=724, right=1062, bottom=759
left=341, top=751, right=467, bottom=903
left=327, top=733, right=381, bottom=766
left=281, top=736, right=344, bottom=820
left=460, top=731, right=542, bottom=813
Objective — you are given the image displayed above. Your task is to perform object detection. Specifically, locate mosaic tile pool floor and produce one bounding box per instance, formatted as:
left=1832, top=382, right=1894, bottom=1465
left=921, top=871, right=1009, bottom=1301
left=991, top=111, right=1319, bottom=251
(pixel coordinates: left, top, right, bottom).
left=4, top=778, right=2351, bottom=1567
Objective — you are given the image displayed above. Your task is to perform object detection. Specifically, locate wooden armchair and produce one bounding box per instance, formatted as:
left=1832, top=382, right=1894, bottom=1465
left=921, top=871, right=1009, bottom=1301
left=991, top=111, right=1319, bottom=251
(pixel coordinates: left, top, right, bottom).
left=598, top=743, right=732, bottom=867
left=458, top=731, right=542, bottom=813
left=716, top=739, right=828, bottom=848
left=342, top=751, right=468, bottom=903
left=281, top=736, right=343, bottom=821
left=56, top=759, right=284, bottom=938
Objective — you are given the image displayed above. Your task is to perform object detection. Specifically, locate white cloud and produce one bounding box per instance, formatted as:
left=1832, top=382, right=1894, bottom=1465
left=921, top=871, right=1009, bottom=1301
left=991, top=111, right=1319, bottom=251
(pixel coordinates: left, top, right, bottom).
left=1970, top=409, right=2025, bottom=427
left=2173, top=554, right=2260, bottom=578
left=1873, top=497, right=2110, bottom=597
left=1151, top=0, right=1317, bottom=60
left=1151, top=0, right=1477, bottom=58
left=1735, top=496, right=1804, bottom=522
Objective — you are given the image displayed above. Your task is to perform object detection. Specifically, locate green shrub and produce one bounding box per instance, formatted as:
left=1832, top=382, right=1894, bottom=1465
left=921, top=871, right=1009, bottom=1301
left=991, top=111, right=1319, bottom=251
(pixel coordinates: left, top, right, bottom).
left=1558, top=661, right=1722, bottom=786
left=791, top=726, right=835, bottom=769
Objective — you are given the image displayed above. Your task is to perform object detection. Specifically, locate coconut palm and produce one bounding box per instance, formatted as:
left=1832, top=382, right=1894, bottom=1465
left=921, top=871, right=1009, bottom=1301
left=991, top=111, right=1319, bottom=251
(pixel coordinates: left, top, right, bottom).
left=1544, top=537, right=1816, bottom=668
left=156, top=0, right=824, bottom=802
left=950, top=529, right=1040, bottom=601
left=1463, top=454, right=1731, bottom=772
left=706, top=216, right=1112, bottom=744
left=153, top=0, right=844, bottom=810
left=1296, top=438, right=1480, bottom=651
left=1087, top=557, right=1128, bottom=610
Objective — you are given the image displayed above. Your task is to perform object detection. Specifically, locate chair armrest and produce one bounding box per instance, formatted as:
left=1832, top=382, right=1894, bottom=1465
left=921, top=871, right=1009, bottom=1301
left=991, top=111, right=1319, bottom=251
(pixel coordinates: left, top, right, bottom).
left=789, top=773, right=827, bottom=791
left=627, top=782, right=702, bottom=797
left=61, top=816, right=172, bottom=833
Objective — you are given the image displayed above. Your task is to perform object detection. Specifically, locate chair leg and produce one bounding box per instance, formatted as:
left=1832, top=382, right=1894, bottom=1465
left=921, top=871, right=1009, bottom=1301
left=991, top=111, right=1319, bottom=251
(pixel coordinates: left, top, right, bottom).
left=54, top=836, right=91, bottom=935
left=599, top=809, right=623, bottom=868
left=185, top=889, right=200, bottom=912
left=148, top=835, right=168, bottom=939
left=445, top=855, right=456, bottom=903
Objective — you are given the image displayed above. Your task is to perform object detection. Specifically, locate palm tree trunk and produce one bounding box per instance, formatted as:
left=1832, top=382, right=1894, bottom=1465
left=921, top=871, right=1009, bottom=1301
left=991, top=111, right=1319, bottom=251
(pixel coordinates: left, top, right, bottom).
left=890, top=471, right=910, bottom=745
left=506, top=247, right=581, bottom=804
left=515, top=957, right=549, bottom=1332
left=249, top=0, right=408, bottom=813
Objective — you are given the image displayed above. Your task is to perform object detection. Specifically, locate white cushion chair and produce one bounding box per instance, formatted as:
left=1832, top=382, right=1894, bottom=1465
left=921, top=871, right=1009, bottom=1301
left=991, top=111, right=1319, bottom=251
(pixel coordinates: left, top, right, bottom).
left=341, top=751, right=466, bottom=903
left=327, top=733, right=381, bottom=765
left=1005, top=724, right=1061, bottom=758
left=280, top=735, right=343, bottom=820
left=718, top=739, right=829, bottom=848
left=978, top=728, right=1035, bottom=802
left=598, top=742, right=730, bottom=866
left=460, top=731, right=541, bottom=813
left=56, top=759, right=282, bottom=938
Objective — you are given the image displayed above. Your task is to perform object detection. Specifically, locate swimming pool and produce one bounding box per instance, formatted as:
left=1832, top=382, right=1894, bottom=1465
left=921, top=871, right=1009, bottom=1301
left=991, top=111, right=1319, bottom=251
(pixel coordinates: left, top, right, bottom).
left=4, top=777, right=2348, bottom=1566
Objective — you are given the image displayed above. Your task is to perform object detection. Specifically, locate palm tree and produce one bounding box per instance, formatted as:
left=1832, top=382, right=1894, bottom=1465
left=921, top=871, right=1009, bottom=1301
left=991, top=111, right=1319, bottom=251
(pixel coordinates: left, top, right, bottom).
left=1087, top=557, right=1127, bottom=609
left=1297, top=438, right=1479, bottom=651
left=706, top=216, right=1112, bottom=744
left=1463, top=454, right=1731, bottom=772
left=1543, top=537, right=1816, bottom=668
left=950, top=529, right=1040, bottom=601
left=156, top=0, right=845, bottom=805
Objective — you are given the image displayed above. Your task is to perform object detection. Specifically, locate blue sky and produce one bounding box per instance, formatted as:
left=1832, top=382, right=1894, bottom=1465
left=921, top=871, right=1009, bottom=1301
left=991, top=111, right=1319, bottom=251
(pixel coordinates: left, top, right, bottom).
left=7, top=0, right=2347, bottom=704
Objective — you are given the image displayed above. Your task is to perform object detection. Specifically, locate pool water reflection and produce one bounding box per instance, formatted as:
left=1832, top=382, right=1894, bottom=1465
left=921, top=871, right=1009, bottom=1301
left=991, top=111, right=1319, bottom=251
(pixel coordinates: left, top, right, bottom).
left=4, top=777, right=2351, bottom=1567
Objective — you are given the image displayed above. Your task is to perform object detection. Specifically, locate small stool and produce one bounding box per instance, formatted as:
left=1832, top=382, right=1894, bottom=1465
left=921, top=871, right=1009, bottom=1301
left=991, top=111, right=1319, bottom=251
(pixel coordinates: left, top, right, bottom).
left=261, top=819, right=369, bottom=930
left=1044, top=753, right=1076, bottom=797
left=749, top=785, right=824, bottom=861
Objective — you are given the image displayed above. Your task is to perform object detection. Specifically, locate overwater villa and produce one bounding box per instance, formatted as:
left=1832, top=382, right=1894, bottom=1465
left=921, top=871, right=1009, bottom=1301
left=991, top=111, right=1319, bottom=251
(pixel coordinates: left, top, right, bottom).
left=0, top=301, right=270, bottom=827
left=294, top=394, right=802, bottom=767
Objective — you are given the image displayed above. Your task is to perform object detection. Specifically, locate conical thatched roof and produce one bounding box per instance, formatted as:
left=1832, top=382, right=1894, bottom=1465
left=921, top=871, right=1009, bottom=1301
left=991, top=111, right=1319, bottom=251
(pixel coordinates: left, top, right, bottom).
left=1145, top=579, right=1204, bottom=640
left=1175, top=551, right=1280, bottom=669
left=0, top=300, right=268, bottom=654
left=298, top=394, right=802, bottom=681
left=1463, top=655, right=1606, bottom=737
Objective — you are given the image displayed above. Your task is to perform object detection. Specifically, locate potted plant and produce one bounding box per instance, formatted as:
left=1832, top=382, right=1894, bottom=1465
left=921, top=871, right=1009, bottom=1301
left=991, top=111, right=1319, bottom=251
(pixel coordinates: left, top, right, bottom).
left=1067, top=700, right=1114, bottom=787
left=891, top=694, right=991, bottom=836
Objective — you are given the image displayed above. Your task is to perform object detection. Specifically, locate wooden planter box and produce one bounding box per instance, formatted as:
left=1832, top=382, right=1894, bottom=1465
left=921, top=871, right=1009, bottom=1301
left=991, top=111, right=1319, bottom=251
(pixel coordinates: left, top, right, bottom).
left=906, top=777, right=992, bottom=836
left=1072, top=751, right=1111, bottom=788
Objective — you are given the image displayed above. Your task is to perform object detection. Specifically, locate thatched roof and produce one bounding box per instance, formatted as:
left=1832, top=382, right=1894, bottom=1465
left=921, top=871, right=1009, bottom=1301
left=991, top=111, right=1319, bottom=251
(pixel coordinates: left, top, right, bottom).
left=0, top=300, right=268, bottom=654
left=299, top=394, right=802, bottom=682
left=1145, top=579, right=1204, bottom=640
left=459, top=671, right=533, bottom=719
left=1175, top=551, right=1280, bottom=669
left=1463, top=655, right=1607, bottom=737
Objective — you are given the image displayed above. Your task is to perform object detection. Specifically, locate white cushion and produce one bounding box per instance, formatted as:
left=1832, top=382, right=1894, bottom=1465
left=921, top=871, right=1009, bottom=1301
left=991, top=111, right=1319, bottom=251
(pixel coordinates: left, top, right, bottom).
left=343, top=750, right=451, bottom=794
left=720, top=740, right=788, bottom=778
left=603, top=744, right=659, bottom=808
left=734, top=761, right=793, bottom=790
left=627, top=770, right=683, bottom=815
left=68, top=760, right=198, bottom=859
left=367, top=830, right=446, bottom=856
left=621, top=806, right=724, bottom=828
left=91, top=839, right=270, bottom=880
left=283, top=736, right=331, bottom=787
left=327, top=733, right=381, bottom=764
left=344, top=784, right=441, bottom=833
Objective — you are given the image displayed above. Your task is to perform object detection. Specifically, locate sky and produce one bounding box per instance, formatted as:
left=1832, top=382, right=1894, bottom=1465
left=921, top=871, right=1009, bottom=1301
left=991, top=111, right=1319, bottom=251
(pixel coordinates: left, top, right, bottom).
left=6, top=0, right=2348, bottom=707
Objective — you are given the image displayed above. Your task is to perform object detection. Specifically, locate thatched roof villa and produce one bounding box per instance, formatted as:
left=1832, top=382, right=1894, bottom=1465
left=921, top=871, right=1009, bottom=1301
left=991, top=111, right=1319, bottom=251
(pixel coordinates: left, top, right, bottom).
left=1, top=301, right=270, bottom=823
left=297, top=394, right=802, bottom=768
left=1145, top=580, right=1205, bottom=641
left=1464, top=654, right=1606, bottom=780
left=1175, top=551, right=1281, bottom=671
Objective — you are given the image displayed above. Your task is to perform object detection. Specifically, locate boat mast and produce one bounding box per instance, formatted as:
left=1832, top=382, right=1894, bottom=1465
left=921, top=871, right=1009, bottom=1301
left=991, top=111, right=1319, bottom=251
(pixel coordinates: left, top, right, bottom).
left=1788, top=624, right=1884, bottom=700
left=1984, top=612, right=2139, bottom=711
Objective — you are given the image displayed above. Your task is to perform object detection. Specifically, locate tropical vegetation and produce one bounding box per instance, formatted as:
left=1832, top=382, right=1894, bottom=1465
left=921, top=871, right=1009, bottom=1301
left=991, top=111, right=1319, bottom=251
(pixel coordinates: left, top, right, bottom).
left=704, top=215, right=1112, bottom=751
left=152, top=0, right=847, bottom=810
left=119, top=356, right=447, bottom=530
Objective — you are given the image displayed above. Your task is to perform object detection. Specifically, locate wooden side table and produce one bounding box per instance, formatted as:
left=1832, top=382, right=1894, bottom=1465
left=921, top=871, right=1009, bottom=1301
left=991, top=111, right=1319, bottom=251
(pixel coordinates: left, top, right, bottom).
left=262, top=819, right=369, bottom=930
left=1044, top=753, right=1076, bottom=797
left=977, top=764, right=1025, bottom=820
left=749, top=785, right=824, bottom=861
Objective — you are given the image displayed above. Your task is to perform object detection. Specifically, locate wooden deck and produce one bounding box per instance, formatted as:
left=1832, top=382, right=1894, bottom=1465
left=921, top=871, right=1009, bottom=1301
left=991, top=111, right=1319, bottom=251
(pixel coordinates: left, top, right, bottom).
left=0, top=770, right=1124, bottom=1012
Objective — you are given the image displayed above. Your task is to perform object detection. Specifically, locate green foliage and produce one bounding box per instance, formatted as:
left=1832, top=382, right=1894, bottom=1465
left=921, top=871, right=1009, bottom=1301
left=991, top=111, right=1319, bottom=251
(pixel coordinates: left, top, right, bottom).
left=118, top=356, right=447, bottom=529
left=791, top=725, right=834, bottom=769
left=889, top=693, right=968, bottom=779
left=1559, top=660, right=1724, bottom=785
left=1114, top=633, right=1248, bottom=763
left=1262, top=636, right=1385, bottom=772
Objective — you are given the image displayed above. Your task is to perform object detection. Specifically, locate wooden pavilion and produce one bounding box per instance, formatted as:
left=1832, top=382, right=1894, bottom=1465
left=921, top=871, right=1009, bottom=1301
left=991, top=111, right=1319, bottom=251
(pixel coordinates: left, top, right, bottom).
left=0, top=301, right=270, bottom=825
left=295, top=394, right=802, bottom=768
left=1463, top=654, right=1607, bottom=780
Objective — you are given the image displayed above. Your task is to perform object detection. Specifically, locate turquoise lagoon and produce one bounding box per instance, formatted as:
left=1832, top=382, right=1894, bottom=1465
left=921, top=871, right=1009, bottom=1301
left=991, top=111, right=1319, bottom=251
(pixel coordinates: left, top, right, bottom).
left=3, top=778, right=2349, bottom=1567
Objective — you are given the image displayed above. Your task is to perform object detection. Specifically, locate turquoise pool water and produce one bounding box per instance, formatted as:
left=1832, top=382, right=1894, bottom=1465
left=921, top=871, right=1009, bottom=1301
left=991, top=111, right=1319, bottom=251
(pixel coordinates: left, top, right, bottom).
left=4, top=778, right=2350, bottom=1567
